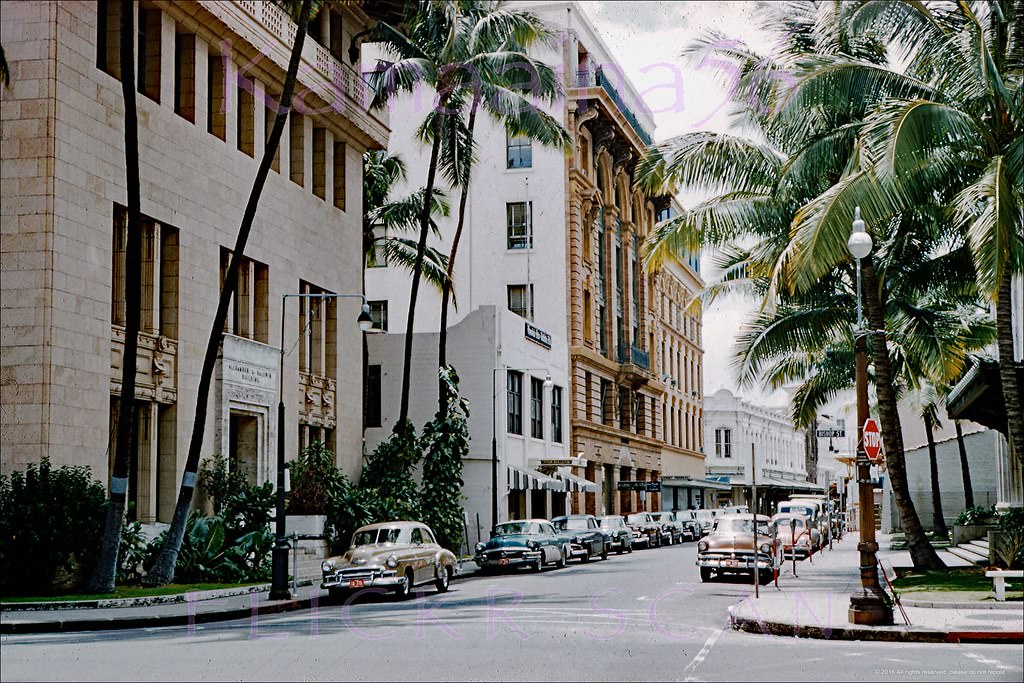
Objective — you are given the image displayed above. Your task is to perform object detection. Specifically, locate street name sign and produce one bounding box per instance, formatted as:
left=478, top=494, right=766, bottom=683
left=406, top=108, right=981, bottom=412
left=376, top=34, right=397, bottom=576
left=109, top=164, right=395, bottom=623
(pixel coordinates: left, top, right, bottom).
left=816, top=428, right=845, bottom=438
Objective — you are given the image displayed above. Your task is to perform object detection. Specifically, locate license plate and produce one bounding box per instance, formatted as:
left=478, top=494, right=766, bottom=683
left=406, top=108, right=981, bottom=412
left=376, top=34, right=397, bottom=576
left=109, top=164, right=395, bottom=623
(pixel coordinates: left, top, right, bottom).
left=725, top=560, right=738, bottom=568
left=498, top=558, right=510, bottom=566
left=348, top=579, right=365, bottom=588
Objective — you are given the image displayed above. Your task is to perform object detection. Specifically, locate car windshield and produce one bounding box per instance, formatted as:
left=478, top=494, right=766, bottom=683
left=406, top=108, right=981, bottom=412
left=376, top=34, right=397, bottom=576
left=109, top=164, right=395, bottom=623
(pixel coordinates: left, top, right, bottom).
left=774, top=516, right=806, bottom=528
left=495, top=522, right=541, bottom=536
left=352, top=527, right=402, bottom=547
left=694, top=511, right=713, bottom=521
left=716, top=518, right=770, bottom=535
left=599, top=518, right=619, bottom=528
left=650, top=513, right=666, bottom=521
left=626, top=514, right=649, bottom=524
left=780, top=504, right=815, bottom=517
left=556, top=518, right=590, bottom=530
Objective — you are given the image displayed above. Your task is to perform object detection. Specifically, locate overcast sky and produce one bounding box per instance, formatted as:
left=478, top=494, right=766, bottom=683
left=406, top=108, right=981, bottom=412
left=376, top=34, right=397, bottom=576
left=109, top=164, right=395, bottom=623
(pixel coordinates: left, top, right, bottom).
left=583, top=1, right=790, bottom=407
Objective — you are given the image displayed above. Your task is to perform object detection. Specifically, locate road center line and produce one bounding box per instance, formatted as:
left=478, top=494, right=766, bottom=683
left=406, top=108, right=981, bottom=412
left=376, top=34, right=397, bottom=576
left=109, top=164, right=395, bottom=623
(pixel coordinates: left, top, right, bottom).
left=678, top=625, right=725, bottom=682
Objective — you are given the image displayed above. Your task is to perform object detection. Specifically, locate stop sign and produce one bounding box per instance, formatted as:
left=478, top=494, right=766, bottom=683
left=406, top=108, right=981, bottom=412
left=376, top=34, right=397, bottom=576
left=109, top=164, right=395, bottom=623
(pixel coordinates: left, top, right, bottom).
left=863, top=418, right=883, bottom=462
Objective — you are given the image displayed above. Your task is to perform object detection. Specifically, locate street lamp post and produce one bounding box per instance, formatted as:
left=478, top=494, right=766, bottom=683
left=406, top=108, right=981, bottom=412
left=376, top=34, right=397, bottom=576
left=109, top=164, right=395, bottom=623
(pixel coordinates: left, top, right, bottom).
left=270, top=292, right=373, bottom=601
left=491, top=366, right=553, bottom=534
left=846, top=207, right=894, bottom=625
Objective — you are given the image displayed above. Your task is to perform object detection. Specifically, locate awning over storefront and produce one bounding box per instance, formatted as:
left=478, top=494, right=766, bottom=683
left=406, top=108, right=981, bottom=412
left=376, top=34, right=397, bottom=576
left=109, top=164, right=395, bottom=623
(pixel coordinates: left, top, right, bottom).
left=663, top=476, right=731, bottom=491
left=945, top=356, right=1021, bottom=434
left=552, top=470, right=598, bottom=493
left=507, top=464, right=562, bottom=491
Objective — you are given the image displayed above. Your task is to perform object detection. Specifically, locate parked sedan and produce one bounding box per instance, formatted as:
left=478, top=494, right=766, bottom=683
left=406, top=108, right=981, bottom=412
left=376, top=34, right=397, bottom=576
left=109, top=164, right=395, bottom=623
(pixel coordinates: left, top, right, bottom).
left=696, top=513, right=776, bottom=584
left=597, top=515, right=634, bottom=554
left=474, top=520, right=565, bottom=572
left=650, top=511, right=687, bottom=545
left=321, top=521, right=456, bottom=601
left=692, top=509, right=717, bottom=537
left=552, top=515, right=609, bottom=562
left=626, top=512, right=662, bottom=548
left=771, top=513, right=819, bottom=559
left=674, top=511, right=701, bottom=541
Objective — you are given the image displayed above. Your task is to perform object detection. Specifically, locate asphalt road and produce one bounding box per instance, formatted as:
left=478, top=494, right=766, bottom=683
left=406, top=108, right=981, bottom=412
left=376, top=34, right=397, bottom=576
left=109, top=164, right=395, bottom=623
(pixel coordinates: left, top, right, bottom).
left=1, top=542, right=1021, bottom=682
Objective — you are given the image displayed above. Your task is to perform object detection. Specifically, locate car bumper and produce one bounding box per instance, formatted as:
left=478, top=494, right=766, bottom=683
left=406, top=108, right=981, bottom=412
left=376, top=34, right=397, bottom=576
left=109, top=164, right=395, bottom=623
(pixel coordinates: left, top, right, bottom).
left=321, top=570, right=402, bottom=591
left=697, top=555, right=772, bottom=571
left=475, top=550, right=543, bottom=567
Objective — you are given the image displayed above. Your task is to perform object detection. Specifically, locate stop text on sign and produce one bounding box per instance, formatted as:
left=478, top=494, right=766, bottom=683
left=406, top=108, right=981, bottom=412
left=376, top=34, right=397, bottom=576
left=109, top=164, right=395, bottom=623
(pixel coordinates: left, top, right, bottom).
left=863, top=418, right=882, bottom=462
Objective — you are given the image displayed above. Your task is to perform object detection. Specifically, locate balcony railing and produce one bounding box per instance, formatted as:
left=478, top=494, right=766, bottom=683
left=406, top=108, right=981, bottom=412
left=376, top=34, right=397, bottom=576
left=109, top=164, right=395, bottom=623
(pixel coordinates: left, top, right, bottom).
left=617, top=343, right=650, bottom=370
left=576, top=67, right=653, bottom=146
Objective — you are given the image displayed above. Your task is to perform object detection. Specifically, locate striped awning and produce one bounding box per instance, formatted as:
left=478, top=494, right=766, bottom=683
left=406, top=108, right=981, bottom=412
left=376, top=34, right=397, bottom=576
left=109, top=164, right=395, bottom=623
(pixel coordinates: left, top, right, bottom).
left=553, top=470, right=598, bottom=493
left=507, top=464, right=562, bottom=491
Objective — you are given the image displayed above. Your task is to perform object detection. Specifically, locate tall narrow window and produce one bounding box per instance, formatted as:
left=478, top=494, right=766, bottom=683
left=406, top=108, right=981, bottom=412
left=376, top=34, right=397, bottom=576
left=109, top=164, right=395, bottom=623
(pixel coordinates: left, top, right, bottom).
left=600, top=378, right=612, bottom=426
left=583, top=291, right=592, bottom=341
left=237, top=82, right=255, bottom=157
left=368, top=300, right=388, bottom=331
left=530, top=377, right=544, bottom=439
left=207, top=53, right=226, bottom=140
left=506, top=201, right=532, bottom=249
left=333, top=141, right=346, bottom=209
left=289, top=113, right=305, bottom=186
left=174, top=32, right=196, bottom=122
left=364, top=364, right=382, bottom=428
left=506, top=371, right=523, bottom=435
left=551, top=386, right=563, bottom=443
left=714, top=428, right=732, bottom=458
left=312, top=127, right=327, bottom=199
left=507, top=284, right=534, bottom=321
left=264, top=96, right=280, bottom=172
left=219, top=248, right=268, bottom=342
left=507, top=131, right=532, bottom=168
left=97, top=0, right=122, bottom=79
left=137, top=7, right=161, bottom=102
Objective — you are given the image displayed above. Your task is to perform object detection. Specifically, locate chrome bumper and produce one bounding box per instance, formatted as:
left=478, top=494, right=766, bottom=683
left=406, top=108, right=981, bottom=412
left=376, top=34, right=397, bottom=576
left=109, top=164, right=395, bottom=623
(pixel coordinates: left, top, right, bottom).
left=321, top=568, right=402, bottom=590
left=475, top=547, right=542, bottom=567
left=697, top=555, right=772, bottom=570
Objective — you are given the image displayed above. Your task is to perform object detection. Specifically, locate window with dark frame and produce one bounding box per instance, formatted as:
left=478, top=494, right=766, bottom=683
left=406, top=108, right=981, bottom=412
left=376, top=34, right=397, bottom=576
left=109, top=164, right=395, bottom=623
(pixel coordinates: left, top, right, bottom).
left=530, top=377, right=544, bottom=439
left=507, top=284, right=534, bottom=321
left=715, top=428, right=732, bottom=458
left=364, top=364, right=382, bottom=428
left=552, top=386, right=563, bottom=443
left=507, top=131, right=532, bottom=168
left=506, top=202, right=532, bottom=249
left=369, top=300, right=388, bottom=331
left=506, top=371, right=523, bottom=435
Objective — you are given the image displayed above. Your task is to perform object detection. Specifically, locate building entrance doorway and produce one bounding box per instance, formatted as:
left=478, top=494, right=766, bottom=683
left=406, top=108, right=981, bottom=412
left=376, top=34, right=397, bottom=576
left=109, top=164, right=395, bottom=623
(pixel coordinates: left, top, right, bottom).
left=229, top=412, right=259, bottom=485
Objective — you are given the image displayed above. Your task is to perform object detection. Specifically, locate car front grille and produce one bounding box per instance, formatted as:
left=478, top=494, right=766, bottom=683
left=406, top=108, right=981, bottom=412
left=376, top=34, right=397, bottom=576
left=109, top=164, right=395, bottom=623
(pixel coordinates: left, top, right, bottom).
left=484, top=548, right=526, bottom=560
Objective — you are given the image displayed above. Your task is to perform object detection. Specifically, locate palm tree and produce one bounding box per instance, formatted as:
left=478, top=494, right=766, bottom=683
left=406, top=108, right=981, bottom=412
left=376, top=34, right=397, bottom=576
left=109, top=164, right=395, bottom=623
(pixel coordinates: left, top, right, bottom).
left=1, top=43, right=10, bottom=88
left=955, top=420, right=976, bottom=510
left=362, top=150, right=451, bottom=294
left=634, top=1, right=972, bottom=568
left=431, top=5, right=570, bottom=413
left=144, top=0, right=318, bottom=586
left=918, top=387, right=949, bottom=539
left=87, top=0, right=144, bottom=593
left=366, top=1, right=568, bottom=424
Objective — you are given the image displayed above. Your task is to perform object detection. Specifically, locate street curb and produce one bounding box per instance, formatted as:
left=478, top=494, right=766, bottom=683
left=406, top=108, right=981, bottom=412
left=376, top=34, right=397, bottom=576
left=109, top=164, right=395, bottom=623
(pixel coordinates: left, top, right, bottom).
left=898, top=598, right=1023, bottom=610
left=729, top=614, right=1024, bottom=644
left=0, top=596, right=314, bottom=635
left=0, top=584, right=274, bottom=612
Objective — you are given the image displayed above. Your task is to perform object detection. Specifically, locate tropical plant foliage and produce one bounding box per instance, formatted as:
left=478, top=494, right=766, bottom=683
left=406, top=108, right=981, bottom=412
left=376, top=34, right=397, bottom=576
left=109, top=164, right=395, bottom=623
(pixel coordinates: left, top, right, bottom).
left=420, top=367, right=470, bottom=551
left=286, top=441, right=350, bottom=515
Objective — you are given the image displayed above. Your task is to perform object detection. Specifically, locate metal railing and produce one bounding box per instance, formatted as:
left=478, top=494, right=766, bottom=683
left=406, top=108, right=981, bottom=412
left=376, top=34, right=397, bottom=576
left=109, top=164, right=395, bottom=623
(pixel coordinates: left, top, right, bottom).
left=617, top=343, right=650, bottom=370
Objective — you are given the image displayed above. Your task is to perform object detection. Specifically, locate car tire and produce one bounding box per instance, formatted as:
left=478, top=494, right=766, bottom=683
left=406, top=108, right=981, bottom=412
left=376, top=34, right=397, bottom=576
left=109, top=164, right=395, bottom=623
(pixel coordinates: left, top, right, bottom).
left=435, top=565, right=451, bottom=593
left=600, top=544, right=608, bottom=561
left=699, top=567, right=713, bottom=583
left=556, top=549, right=567, bottom=569
left=396, top=570, right=414, bottom=600
left=581, top=548, right=591, bottom=562
left=617, top=542, right=624, bottom=555
left=327, top=588, right=344, bottom=602
left=626, top=541, right=633, bottom=554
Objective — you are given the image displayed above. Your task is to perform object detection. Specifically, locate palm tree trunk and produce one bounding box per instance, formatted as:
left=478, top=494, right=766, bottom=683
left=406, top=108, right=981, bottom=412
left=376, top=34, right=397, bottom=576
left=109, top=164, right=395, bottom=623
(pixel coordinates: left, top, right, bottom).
left=144, top=0, right=314, bottom=586
left=87, top=0, right=142, bottom=593
left=438, top=97, right=479, bottom=415
left=955, top=421, right=975, bottom=509
left=398, top=107, right=445, bottom=427
left=861, top=256, right=945, bottom=569
left=924, top=414, right=948, bottom=538
left=995, top=269, right=1024, bottom=467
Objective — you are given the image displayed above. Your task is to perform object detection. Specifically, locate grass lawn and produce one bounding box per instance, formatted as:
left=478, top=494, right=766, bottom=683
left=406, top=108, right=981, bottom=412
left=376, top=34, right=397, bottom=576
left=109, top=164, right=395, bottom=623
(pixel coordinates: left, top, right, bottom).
left=1, top=582, right=265, bottom=604
left=892, top=567, right=1023, bottom=601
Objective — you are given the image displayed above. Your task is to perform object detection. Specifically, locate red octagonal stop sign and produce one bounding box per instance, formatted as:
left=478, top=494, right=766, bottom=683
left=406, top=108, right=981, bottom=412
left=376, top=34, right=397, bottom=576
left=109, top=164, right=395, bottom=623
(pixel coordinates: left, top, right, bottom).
left=863, top=418, right=883, bottom=462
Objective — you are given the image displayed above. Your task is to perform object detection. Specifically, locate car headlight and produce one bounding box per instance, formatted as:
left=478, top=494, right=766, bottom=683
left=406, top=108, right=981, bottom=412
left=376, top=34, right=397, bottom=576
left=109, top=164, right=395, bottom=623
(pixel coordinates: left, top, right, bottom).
left=321, top=560, right=334, bottom=573
left=386, top=554, right=398, bottom=568
left=572, top=536, right=581, bottom=544
left=697, top=541, right=708, bottom=552
left=475, top=542, right=484, bottom=553
left=759, top=543, right=773, bottom=554
left=527, top=540, right=539, bottom=550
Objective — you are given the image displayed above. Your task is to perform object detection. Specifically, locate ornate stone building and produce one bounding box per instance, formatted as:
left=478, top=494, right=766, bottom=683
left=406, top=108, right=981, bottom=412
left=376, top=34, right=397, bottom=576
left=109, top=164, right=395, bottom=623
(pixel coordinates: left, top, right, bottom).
left=1, top=0, right=388, bottom=523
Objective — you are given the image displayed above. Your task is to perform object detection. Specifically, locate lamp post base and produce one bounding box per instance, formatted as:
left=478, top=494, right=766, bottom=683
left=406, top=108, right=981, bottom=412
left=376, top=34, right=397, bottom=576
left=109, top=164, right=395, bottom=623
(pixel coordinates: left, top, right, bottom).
left=849, top=586, right=893, bottom=625
left=269, top=544, right=291, bottom=601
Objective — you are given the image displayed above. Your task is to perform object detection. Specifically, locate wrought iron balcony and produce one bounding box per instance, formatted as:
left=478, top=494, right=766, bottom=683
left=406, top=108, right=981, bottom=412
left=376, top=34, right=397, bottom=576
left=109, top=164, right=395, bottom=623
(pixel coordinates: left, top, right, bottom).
left=617, top=343, right=650, bottom=370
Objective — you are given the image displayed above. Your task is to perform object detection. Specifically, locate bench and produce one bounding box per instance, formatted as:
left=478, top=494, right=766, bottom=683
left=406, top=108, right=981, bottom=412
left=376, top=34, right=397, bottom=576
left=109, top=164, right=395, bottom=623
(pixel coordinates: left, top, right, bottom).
left=985, top=569, right=1024, bottom=601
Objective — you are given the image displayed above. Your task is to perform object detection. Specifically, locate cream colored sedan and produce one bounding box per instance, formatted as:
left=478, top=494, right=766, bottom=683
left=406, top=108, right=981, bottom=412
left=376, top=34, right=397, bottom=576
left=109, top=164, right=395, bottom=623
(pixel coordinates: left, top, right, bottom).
left=321, top=521, right=457, bottom=600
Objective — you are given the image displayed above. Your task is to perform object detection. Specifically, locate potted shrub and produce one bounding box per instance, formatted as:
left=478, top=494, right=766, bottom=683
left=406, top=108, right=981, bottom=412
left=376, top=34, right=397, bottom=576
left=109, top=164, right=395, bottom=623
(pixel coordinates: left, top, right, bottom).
left=952, top=505, right=996, bottom=545
left=286, top=442, right=347, bottom=536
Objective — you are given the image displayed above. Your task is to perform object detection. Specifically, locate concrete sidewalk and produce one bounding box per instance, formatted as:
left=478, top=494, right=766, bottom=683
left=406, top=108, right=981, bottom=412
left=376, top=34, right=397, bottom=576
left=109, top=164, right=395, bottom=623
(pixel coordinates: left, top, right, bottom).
left=0, top=561, right=485, bottom=634
left=728, top=533, right=1024, bottom=643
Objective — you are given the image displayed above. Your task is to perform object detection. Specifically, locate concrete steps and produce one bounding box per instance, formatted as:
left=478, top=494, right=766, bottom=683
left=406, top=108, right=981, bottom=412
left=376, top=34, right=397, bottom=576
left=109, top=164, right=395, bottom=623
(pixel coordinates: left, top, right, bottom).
left=946, top=538, right=989, bottom=566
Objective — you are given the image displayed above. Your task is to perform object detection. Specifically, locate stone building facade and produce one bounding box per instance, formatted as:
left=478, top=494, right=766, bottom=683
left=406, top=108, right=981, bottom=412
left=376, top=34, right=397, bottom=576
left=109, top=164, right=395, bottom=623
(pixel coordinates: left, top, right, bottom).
left=0, top=0, right=387, bottom=522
